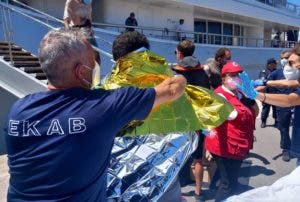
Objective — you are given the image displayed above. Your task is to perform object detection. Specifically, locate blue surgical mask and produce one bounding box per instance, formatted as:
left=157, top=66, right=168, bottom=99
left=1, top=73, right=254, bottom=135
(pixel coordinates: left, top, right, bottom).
left=82, top=0, right=92, bottom=5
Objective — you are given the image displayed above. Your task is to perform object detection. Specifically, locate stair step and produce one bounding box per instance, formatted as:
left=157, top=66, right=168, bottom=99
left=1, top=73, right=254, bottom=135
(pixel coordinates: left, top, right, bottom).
left=12, top=61, right=41, bottom=67
left=20, top=66, right=43, bottom=73
left=0, top=41, right=14, bottom=46
left=0, top=52, right=32, bottom=56
left=0, top=50, right=31, bottom=55
left=34, top=72, right=47, bottom=80
left=3, top=55, right=39, bottom=61
left=0, top=46, right=22, bottom=51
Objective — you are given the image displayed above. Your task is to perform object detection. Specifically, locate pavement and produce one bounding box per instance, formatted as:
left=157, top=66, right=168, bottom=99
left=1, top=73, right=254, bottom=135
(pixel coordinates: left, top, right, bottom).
left=0, top=104, right=297, bottom=202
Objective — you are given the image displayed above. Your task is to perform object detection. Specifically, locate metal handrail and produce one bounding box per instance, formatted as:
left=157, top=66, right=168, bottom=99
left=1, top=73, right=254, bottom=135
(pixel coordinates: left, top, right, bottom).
left=11, top=0, right=63, bottom=24
left=93, top=22, right=298, bottom=48
left=0, top=2, right=56, bottom=30
left=255, top=0, right=300, bottom=15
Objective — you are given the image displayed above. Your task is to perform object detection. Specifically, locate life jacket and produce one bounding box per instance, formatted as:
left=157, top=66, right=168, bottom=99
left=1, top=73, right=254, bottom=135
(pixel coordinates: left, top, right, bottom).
left=205, top=86, right=255, bottom=159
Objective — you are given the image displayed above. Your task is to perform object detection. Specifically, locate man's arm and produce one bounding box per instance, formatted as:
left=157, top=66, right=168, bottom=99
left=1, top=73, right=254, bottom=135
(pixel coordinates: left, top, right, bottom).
left=153, top=75, right=186, bottom=108
left=256, top=92, right=300, bottom=107
left=266, top=79, right=300, bottom=88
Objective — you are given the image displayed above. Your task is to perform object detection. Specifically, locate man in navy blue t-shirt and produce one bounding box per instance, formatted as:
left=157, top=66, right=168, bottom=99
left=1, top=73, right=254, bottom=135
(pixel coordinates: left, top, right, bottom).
left=267, top=50, right=294, bottom=161
left=3, top=29, right=186, bottom=201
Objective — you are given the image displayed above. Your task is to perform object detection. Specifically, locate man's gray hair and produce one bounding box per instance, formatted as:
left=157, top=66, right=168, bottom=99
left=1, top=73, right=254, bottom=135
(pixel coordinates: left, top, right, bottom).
left=205, top=58, right=219, bottom=74
left=38, top=28, right=90, bottom=85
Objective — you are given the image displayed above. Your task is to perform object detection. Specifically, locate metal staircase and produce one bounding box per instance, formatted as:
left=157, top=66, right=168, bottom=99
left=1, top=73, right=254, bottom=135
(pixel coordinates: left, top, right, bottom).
left=0, top=41, right=47, bottom=82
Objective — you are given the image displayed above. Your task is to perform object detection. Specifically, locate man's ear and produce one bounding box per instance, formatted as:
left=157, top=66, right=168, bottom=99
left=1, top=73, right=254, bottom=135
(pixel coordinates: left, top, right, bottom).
left=75, top=65, right=85, bottom=80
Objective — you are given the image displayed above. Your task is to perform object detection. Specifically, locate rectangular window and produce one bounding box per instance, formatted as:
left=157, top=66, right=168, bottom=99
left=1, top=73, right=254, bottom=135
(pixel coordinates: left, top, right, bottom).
left=208, top=21, right=221, bottom=45
left=223, top=23, right=233, bottom=45
left=194, top=21, right=207, bottom=43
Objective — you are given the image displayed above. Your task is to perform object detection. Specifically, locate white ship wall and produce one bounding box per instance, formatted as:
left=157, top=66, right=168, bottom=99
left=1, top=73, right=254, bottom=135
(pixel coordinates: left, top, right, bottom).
left=28, top=0, right=64, bottom=19
left=102, top=0, right=194, bottom=33
left=175, top=0, right=300, bottom=27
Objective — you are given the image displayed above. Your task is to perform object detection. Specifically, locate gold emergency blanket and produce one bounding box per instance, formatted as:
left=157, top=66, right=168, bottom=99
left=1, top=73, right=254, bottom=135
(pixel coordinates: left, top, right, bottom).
left=101, top=51, right=233, bottom=136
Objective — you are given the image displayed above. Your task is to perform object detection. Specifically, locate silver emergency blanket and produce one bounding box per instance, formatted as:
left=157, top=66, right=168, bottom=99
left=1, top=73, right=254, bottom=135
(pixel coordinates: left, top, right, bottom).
left=107, top=132, right=198, bottom=201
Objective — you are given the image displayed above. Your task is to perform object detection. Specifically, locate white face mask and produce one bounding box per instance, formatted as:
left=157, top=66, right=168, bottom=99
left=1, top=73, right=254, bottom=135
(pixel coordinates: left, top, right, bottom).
left=283, top=65, right=300, bottom=80
left=280, top=58, right=288, bottom=67
left=82, top=0, right=92, bottom=5
left=82, top=61, right=101, bottom=88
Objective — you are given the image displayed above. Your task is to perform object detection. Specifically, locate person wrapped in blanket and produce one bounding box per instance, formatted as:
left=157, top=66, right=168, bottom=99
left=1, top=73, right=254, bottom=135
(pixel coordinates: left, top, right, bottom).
left=172, top=40, right=210, bottom=202
left=205, top=62, right=259, bottom=202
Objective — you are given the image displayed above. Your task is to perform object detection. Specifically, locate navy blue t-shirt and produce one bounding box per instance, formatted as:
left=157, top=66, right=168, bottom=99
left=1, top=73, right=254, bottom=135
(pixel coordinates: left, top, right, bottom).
left=268, top=68, right=294, bottom=111
left=4, top=87, right=155, bottom=201
left=291, top=88, right=300, bottom=157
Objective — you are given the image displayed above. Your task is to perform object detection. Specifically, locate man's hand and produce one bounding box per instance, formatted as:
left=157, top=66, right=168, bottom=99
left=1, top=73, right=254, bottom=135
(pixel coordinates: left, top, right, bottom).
left=237, top=72, right=258, bottom=99
left=153, top=75, right=186, bottom=108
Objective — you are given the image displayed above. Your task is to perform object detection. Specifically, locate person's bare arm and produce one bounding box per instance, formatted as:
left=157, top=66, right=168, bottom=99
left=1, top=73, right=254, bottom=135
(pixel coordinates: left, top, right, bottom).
left=153, top=75, right=186, bottom=108
left=256, top=92, right=300, bottom=107
left=266, top=79, right=300, bottom=88
left=64, top=18, right=70, bottom=28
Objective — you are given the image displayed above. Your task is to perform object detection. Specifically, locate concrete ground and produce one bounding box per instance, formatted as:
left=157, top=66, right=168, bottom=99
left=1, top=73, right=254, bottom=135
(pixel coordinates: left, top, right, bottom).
left=0, top=104, right=297, bottom=202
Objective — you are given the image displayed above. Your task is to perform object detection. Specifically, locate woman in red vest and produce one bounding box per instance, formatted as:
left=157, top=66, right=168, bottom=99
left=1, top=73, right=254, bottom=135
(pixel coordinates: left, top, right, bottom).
left=205, top=61, right=258, bottom=201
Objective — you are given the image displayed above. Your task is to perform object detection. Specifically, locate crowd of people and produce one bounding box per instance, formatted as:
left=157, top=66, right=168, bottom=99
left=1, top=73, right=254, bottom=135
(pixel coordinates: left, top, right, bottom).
left=3, top=2, right=300, bottom=202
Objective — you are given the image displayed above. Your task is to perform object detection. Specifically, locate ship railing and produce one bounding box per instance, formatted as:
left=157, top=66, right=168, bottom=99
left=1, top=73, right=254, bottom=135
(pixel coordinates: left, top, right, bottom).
left=94, top=22, right=296, bottom=48
left=255, top=0, right=300, bottom=16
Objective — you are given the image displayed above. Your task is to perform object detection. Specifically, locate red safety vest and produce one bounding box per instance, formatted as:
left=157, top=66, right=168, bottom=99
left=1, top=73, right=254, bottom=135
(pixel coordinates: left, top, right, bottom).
left=205, top=86, right=255, bottom=160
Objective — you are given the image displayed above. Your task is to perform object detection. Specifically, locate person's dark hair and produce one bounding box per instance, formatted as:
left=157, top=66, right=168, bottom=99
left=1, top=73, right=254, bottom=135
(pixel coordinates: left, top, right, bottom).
left=179, top=19, right=184, bottom=24
left=214, top=47, right=230, bottom=61
left=267, top=58, right=277, bottom=65
left=112, top=31, right=150, bottom=60
left=177, top=40, right=195, bottom=57
left=130, top=12, right=135, bottom=17
left=292, top=43, right=300, bottom=56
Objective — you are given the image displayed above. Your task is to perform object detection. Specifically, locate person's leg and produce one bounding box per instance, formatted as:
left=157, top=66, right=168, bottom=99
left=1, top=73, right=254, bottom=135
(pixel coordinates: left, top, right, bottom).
left=291, top=125, right=300, bottom=167
left=211, top=154, right=231, bottom=202
left=191, top=132, right=205, bottom=201
left=209, top=167, right=220, bottom=190
left=297, top=158, right=300, bottom=167
left=193, top=159, right=204, bottom=201
left=261, top=103, right=270, bottom=127
left=277, top=110, right=292, bottom=161
left=225, top=159, right=242, bottom=193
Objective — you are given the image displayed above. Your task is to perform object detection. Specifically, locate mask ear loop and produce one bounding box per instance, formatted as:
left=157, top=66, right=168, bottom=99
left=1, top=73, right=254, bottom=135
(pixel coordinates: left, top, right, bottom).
left=80, top=64, right=94, bottom=89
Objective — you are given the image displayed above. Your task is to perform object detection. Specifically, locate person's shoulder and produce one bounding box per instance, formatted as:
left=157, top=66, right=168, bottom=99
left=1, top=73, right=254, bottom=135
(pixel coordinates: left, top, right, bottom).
left=213, top=85, right=223, bottom=93
left=8, top=91, right=47, bottom=114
